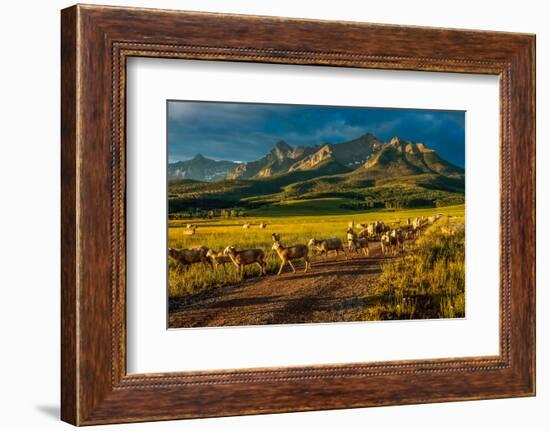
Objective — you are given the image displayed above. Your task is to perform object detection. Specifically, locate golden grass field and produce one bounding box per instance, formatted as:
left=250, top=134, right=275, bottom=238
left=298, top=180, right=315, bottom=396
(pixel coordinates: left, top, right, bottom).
left=168, top=202, right=465, bottom=314
left=363, top=217, right=465, bottom=320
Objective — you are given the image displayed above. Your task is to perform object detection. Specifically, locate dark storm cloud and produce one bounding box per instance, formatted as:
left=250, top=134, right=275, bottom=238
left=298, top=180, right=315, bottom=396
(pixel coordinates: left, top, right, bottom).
left=167, top=101, right=465, bottom=167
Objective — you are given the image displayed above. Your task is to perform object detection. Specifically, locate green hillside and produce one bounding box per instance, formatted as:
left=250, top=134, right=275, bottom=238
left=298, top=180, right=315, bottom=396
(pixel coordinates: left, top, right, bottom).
left=168, top=135, right=465, bottom=216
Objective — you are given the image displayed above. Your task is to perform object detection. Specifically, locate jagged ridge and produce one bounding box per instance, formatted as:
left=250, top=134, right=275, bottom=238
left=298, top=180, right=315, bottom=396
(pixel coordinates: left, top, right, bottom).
left=168, top=154, right=239, bottom=181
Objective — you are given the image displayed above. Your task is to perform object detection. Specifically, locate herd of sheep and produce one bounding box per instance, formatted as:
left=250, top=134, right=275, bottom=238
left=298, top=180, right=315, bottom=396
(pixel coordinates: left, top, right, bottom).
left=168, top=215, right=442, bottom=277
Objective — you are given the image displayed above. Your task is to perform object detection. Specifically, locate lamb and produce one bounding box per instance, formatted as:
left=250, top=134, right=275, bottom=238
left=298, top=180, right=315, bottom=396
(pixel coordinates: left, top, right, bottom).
left=168, top=246, right=211, bottom=269
left=205, top=249, right=233, bottom=270
left=308, top=237, right=345, bottom=257
left=271, top=241, right=311, bottom=275
left=223, top=246, right=267, bottom=277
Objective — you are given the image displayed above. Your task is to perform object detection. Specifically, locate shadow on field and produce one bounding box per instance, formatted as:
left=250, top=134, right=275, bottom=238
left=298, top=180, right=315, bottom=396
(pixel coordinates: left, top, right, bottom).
left=273, top=267, right=380, bottom=281
left=177, top=295, right=288, bottom=311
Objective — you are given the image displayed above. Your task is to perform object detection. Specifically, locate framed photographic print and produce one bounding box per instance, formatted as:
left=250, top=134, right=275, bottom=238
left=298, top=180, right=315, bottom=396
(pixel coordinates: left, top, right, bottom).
left=164, top=100, right=467, bottom=329
left=61, top=4, right=536, bottom=425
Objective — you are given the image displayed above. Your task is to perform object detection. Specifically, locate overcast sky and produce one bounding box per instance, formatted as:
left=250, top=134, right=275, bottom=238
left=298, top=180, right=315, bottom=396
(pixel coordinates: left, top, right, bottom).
left=167, top=101, right=465, bottom=167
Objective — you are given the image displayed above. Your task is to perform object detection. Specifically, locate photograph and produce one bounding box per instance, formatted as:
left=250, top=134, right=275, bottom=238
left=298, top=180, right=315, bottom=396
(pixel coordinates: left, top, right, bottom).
left=166, top=101, right=466, bottom=328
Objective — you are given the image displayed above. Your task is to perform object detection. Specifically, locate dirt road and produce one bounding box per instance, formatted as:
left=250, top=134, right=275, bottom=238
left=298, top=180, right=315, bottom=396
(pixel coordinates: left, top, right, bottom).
left=168, top=244, right=396, bottom=328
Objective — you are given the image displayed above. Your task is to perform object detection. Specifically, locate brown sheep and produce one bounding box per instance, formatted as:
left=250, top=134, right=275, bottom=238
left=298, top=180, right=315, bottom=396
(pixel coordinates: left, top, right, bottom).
left=356, top=237, right=370, bottom=255
left=346, top=228, right=357, bottom=250
left=271, top=241, right=311, bottom=275
left=353, top=238, right=370, bottom=256
left=357, top=227, right=371, bottom=239
left=346, top=228, right=369, bottom=255
left=205, top=249, right=233, bottom=270
left=365, top=221, right=387, bottom=237
left=168, top=246, right=211, bottom=269
left=308, top=238, right=346, bottom=257
left=380, top=233, right=398, bottom=256
left=403, top=226, right=418, bottom=240
left=390, top=228, right=406, bottom=252
left=223, top=246, right=267, bottom=277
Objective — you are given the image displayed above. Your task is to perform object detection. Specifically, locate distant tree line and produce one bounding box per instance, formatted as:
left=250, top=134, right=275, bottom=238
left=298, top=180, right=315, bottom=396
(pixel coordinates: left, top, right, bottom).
left=168, top=207, right=248, bottom=220
left=339, top=194, right=464, bottom=211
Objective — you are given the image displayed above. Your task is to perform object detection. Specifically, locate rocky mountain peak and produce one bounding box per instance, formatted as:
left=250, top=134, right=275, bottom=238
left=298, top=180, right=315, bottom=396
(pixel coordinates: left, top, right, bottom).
left=274, top=140, right=292, bottom=151
left=225, top=133, right=462, bottom=181
left=359, top=132, right=377, bottom=140
left=389, top=136, right=403, bottom=146
left=270, top=140, right=293, bottom=161
left=362, top=136, right=463, bottom=178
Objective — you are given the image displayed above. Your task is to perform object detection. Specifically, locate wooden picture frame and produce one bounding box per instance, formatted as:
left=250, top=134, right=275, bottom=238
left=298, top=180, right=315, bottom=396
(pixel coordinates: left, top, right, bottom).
left=61, top=4, right=535, bottom=425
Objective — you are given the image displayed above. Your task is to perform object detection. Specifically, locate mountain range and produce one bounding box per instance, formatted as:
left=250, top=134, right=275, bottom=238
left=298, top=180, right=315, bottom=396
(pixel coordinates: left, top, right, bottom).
left=168, top=133, right=464, bottom=213
left=168, top=154, right=239, bottom=181
left=169, top=133, right=463, bottom=182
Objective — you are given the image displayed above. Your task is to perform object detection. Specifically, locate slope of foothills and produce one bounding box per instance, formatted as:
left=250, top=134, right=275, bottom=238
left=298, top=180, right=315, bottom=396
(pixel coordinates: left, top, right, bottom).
left=168, top=133, right=465, bottom=214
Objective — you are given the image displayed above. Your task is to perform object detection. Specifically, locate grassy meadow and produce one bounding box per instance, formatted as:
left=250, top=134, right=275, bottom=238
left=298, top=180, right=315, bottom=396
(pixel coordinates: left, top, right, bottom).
left=168, top=201, right=465, bottom=310
left=360, top=215, right=465, bottom=320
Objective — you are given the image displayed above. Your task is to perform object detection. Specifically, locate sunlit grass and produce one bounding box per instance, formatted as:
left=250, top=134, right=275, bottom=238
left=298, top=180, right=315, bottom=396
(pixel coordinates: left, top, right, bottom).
left=360, top=215, right=465, bottom=320
left=168, top=204, right=464, bottom=299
